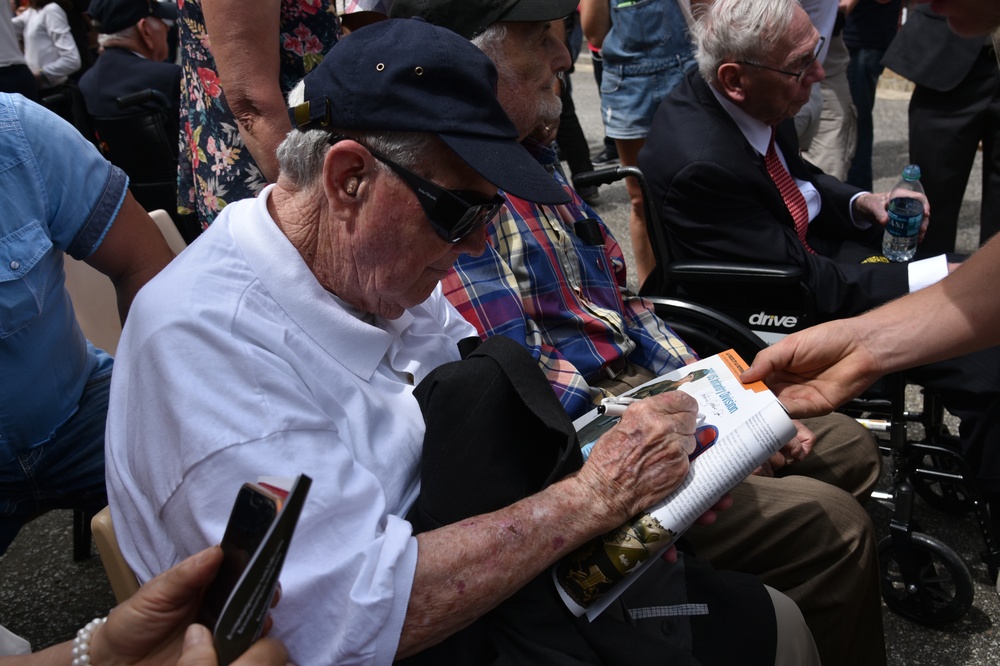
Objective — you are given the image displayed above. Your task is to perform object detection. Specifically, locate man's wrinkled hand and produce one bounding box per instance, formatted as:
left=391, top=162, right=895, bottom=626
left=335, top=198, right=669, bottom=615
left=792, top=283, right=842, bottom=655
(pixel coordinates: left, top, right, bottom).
left=580, top=391, right=698, bottom=522
left=766, top=419, right=814, bottom=473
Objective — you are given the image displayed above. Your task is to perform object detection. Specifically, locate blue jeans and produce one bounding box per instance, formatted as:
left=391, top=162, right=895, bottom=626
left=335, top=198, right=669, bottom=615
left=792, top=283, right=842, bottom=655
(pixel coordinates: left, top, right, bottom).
left=0, top=370, right=110, bottom=554
left=846, top=47, right=886, bottom=190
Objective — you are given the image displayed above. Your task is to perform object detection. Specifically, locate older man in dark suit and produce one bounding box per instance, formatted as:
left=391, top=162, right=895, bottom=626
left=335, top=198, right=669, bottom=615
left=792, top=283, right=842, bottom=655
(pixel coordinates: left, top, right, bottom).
left=79, top=0, right=180, bottom=119
left=641, top=0, right=921, bottom=320
left=639, top=0, right=1000, bottom=538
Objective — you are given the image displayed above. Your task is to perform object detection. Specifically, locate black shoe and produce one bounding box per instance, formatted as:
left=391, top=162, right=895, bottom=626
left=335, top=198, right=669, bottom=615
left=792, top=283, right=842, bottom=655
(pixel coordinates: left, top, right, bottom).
left=591, top=146, right=619, bottom=167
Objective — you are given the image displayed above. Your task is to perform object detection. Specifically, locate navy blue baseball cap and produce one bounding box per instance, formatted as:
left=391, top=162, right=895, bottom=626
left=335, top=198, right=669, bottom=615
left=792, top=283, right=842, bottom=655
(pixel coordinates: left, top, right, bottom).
left=88, top=0, right=178, bottom=34
left=288, top=18, right=569, bottom=206
left=391, top=0, right=580, bottom=39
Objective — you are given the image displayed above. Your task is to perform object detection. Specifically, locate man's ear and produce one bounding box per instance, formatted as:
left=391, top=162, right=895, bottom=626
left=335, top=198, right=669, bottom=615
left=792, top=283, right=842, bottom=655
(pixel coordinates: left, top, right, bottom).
left=716, top=63, right=747, bottom=103
left=322, top=141, right=374, bottom=209
left=136, top=17, right=157, bottom=51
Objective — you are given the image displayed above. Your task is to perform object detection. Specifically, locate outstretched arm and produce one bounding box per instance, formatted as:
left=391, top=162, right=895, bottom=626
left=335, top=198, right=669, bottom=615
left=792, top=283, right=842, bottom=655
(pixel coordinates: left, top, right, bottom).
left=740, top=318, right=885, bottom=417
left=742, top=234, right=1000, bottom=416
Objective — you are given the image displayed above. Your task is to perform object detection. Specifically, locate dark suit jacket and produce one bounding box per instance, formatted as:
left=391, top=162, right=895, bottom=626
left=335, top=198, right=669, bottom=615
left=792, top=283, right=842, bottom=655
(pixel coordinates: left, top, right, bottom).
left=78, top=47, right=181, bottom=118
left=881, top=5, right=985, bottom=92
left=638, top=69, right=909, bottom=320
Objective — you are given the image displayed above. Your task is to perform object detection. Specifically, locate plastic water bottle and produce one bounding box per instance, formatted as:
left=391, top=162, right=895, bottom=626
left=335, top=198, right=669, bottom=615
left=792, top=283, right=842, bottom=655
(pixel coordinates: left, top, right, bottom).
left=882, top=164, right=925, bottom=262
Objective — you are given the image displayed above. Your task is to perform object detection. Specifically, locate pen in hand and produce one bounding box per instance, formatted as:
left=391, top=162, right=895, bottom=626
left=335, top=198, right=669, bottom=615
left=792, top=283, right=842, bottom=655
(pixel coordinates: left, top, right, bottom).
left=598, top=396, right=706, bottom=423
left=597, top=397, right=637, bottom=417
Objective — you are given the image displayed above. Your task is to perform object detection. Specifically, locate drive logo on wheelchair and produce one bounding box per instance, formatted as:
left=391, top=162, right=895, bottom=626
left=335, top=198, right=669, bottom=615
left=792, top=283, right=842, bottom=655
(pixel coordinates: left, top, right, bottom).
left=747, top=312, right=799, bottom=329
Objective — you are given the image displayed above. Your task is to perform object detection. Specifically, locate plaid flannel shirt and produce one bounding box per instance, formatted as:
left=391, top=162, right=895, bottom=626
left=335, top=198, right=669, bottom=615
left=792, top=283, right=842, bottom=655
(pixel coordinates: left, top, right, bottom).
left=441, top=139, right=696, bottom=420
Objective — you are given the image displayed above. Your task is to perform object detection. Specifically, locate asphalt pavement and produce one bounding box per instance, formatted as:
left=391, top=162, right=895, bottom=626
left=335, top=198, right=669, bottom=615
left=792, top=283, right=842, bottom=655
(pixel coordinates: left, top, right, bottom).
left=1, top=56, right=998, bottom=664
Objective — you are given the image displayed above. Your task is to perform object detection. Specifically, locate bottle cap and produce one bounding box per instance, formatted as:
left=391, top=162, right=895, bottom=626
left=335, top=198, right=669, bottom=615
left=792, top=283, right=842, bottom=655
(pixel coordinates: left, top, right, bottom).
left=902, top=164, right=921, bottom=181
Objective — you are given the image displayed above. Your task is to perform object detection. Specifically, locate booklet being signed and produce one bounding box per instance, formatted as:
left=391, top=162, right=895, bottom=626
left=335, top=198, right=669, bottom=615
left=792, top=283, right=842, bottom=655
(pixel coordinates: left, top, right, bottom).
left=199, top=474, right=311, bottom=666
left=552, top=349, right=794, bottom=620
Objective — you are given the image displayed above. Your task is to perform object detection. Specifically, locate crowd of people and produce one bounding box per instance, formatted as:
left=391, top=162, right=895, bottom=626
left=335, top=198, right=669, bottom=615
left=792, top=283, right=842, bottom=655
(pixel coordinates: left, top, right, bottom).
left=3, top=0, right=1000, bottom=664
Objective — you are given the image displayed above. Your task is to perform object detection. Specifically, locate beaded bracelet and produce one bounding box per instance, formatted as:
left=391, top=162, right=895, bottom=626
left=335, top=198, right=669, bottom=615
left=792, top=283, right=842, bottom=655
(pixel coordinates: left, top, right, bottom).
left=70, top=616, right=106, bottom=666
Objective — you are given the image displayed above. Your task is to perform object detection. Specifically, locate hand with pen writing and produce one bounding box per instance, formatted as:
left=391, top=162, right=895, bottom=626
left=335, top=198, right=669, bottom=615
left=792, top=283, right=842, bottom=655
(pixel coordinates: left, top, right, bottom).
left=585, top=393, right=736, bottom=563
left=578, top=391, right=698, bottom=530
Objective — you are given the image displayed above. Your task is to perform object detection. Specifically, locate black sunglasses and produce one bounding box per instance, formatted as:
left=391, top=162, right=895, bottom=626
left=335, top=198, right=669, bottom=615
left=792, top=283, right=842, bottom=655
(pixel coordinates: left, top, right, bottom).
left=736, top=35, right=826, bottom=83
left=329, top=136, right=504, bottom=243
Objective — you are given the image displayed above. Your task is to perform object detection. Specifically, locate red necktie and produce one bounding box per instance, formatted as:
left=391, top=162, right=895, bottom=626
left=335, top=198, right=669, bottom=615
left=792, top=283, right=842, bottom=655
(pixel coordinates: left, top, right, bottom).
left=764, top=128, right=815, bottom=254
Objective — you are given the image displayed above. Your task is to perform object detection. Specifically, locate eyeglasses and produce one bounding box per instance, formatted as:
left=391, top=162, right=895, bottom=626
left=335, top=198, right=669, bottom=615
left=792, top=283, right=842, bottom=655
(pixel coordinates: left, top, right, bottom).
left=735, top=35, right=825, bottom=82
left=330, top=136, right=504, bottom=244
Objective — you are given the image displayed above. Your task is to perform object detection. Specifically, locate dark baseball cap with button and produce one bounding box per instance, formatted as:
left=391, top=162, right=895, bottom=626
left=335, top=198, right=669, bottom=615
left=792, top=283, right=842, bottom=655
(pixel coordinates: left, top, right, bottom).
left=87, top=0, right=178, bottom=34
left=288, top=17, right=569, bottom=206
left=391, top=0, right=580, bottom=39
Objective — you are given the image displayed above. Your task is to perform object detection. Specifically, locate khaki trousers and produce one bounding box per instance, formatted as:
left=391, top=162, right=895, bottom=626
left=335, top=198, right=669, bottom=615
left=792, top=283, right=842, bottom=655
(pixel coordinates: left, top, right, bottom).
left=597, top=363, right=887, bottom=665
left=686, top=413, right=886, bottom=666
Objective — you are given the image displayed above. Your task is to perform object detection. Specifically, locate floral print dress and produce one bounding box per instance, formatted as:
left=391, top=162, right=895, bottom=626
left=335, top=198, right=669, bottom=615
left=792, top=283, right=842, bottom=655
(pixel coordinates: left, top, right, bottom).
left=176, top=0, right=340, bottom=227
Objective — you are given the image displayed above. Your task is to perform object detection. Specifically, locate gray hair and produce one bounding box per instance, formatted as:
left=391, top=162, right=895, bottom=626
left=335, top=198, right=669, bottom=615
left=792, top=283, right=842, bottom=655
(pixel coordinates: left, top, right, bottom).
left=97, top=25, right=139, bottom=46
left=472, top=23, right=514, bottom=86
left=691, top=0, right=797, bottom=85
left=277, top=79, right=440, bottom=188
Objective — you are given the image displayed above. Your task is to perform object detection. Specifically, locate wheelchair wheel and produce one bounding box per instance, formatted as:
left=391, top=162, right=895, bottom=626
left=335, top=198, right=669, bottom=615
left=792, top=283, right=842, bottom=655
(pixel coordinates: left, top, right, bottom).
left=877, top=533, right=973, bottom=626
left=907, top=451, right=976, bottom=515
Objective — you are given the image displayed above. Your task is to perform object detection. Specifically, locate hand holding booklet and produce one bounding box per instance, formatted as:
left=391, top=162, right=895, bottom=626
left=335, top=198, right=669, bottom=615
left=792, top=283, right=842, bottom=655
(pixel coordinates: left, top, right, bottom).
left=552, top=349, right=794, bottom=620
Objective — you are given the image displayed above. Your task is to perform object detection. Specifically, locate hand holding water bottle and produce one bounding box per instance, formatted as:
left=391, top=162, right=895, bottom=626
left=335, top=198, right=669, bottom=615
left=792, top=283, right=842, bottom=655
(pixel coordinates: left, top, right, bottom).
left=882, top=164, right=930, bottom=262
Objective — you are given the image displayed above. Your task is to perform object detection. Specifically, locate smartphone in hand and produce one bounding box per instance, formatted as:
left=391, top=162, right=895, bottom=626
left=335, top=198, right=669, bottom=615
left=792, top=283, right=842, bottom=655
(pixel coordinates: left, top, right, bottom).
left=198, top=475, right=311, bottom=666
left=198, top=482, right=285, bottom=631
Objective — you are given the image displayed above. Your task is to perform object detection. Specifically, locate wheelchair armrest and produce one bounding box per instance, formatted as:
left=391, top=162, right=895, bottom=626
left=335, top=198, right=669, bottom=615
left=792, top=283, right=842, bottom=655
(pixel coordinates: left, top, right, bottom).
left=41, top=91, right=67, bottom=107
left=644, top=296, right=769, bottom=361
left=572, top=165, right=648, bottom=191
left=666, top=261, right=805, bottom=285
left=572, top=167, right=811, bottom=333
left=115, top=89, right=171, bottom=110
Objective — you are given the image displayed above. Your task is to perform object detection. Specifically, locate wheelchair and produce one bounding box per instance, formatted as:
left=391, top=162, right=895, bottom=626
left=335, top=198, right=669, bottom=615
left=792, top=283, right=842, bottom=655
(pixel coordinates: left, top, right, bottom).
left=40, top=80, right=94, bottom=140
left=574, top=165, right=1000, bottom=627
left=89, top=89, right=202, bottom=245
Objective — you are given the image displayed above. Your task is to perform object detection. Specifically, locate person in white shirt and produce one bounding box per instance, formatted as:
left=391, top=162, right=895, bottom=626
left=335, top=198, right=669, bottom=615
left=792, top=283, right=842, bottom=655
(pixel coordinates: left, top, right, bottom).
left=11, top=0, right=80, bottom=90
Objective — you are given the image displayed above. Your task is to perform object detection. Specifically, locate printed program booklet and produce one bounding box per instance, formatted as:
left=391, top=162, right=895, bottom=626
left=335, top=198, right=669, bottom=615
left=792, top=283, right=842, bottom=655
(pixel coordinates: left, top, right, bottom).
left=552, top=349, right=795, bottom=620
